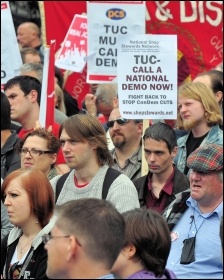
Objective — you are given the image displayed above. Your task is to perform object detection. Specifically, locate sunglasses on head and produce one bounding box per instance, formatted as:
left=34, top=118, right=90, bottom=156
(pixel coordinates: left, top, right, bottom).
left=106, top=118, right=129, bottom=128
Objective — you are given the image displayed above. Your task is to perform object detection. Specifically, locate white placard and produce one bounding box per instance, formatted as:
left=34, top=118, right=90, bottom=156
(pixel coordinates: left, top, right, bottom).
left=55, top=14, right=87, bottom=73
left=1, top=1, right=22, bottom=87
left=87, top=1, right=145, bottom=83
left=117, top=34, right=177, bottom=119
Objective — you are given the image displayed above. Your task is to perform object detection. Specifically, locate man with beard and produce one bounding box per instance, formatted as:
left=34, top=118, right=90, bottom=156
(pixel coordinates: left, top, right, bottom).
left=133, top=122, right=189, bottom=213
left=107, top=107, right=143, bottom=181
left=174, top=82, right=223, bottom=175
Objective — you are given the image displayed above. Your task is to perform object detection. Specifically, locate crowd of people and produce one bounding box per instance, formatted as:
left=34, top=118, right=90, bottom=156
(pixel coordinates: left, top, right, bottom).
left=1, top=17, right=223, bottom=280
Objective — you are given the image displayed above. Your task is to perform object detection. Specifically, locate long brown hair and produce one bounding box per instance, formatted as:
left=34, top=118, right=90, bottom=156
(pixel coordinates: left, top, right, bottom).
left=59, top=114, right=113, bottom=166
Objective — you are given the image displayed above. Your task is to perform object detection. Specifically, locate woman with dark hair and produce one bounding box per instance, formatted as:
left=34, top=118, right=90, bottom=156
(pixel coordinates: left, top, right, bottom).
left=1, top=168, right=55, bottom=279
left=112, top=208, right=176, bottom=279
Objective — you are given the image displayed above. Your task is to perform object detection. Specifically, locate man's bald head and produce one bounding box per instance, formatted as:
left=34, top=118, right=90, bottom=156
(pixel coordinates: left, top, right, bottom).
left=17, top=22, right=41, bottom=48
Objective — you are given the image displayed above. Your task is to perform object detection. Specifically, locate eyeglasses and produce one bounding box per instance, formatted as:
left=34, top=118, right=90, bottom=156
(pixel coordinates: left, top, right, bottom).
left=19, top=148, right=52, bottom=157
left=42, top=234, right=70, bottom=244
left=106, top=118, right=128, bottom=128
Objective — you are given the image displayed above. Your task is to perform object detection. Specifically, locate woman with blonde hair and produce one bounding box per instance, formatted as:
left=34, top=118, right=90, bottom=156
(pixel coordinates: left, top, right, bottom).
left=174, top=81, right=223, bottom=175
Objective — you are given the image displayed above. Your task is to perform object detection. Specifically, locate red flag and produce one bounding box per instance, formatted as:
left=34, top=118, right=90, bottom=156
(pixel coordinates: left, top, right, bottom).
left=39, top=41, right=55, bottom=128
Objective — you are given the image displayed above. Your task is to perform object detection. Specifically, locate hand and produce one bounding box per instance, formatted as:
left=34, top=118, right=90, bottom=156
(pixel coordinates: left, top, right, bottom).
left=85, top=94, right=97, bottom=117
left=34, top=120, right=53, bottom=133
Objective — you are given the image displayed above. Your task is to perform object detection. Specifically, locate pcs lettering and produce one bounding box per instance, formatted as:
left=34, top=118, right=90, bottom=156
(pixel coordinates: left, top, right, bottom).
left=106, top=8, right=126, bottom=20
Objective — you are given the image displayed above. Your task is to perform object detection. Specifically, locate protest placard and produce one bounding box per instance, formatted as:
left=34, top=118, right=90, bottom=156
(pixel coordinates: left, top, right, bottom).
left=1, top=1, right=22, bottom=88
left=87, top=1, right=145, bottom=83
left=40, top=1, right=222, bottom=108
left=117, top=34, right=177, bottom=120
left=55, top=14, right=87, bottom=73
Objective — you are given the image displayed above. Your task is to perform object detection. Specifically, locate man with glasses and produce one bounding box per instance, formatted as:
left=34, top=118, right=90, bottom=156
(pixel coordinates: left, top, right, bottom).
left=42, top=198, right=125, bottom=279
left=107, top=107, right=143, bottom=181
left=50, top=114, right=140, bottom=213
left=163, top=144, right=223, bottom=279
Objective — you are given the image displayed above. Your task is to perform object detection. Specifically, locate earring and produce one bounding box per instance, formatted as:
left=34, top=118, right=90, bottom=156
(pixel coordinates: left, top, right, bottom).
left=36, top=220, right=39, bottom=224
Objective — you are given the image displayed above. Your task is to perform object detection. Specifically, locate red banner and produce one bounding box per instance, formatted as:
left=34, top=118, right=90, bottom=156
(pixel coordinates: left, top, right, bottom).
left=39, top=1, right=223, bottom=108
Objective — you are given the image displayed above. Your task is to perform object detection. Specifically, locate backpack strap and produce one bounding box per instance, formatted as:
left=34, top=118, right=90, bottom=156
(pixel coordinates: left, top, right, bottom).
left=102, top=168, right=121, bottom=199
left=55, top=168, right=121, bottom=203
left=55, top=171, right=71, bottom=203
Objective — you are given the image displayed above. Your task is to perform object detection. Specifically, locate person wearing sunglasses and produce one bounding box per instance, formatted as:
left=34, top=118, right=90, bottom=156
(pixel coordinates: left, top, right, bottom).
left=18, top=128, right=61, bottom=180
left=43, top=198, right=125, bottom=279
left=1, top=168, right=55, bottom=279
left=163, top=144, right=223, bottom=279
left=107, top=107, right=143, bottom=181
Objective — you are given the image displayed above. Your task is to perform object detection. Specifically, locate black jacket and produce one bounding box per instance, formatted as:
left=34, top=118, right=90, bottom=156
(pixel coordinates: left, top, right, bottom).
left=133, top=166, right=190, bottom=210
left=1, top=217, right=55, bottom=279
left=1, top=130, right=21, bottom=179
left=1, top=237, right=48, bottom=279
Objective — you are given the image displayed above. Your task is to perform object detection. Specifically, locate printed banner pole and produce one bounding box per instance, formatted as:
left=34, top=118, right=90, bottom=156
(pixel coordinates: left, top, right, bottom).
left=141, top=119, right=149, bottom=176
left=39, top=41, right=55, bottom=128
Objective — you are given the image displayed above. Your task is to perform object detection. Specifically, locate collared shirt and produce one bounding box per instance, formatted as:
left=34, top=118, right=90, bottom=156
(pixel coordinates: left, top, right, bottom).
left=111, top=146, right=142, bottom=180
left=145, top=169, right=174, bottom=213
left=97, top=273, right=115, bottom=279
left=166, top=198, right=223, bottom=279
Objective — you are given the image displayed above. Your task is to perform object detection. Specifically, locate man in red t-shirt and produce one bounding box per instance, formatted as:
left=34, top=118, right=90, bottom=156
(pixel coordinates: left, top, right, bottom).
left=4, top=75, right=69, bottom=175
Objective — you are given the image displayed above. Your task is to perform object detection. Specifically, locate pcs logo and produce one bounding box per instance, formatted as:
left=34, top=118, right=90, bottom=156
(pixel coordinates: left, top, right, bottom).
left=106, top=8, right=126, bottom=20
